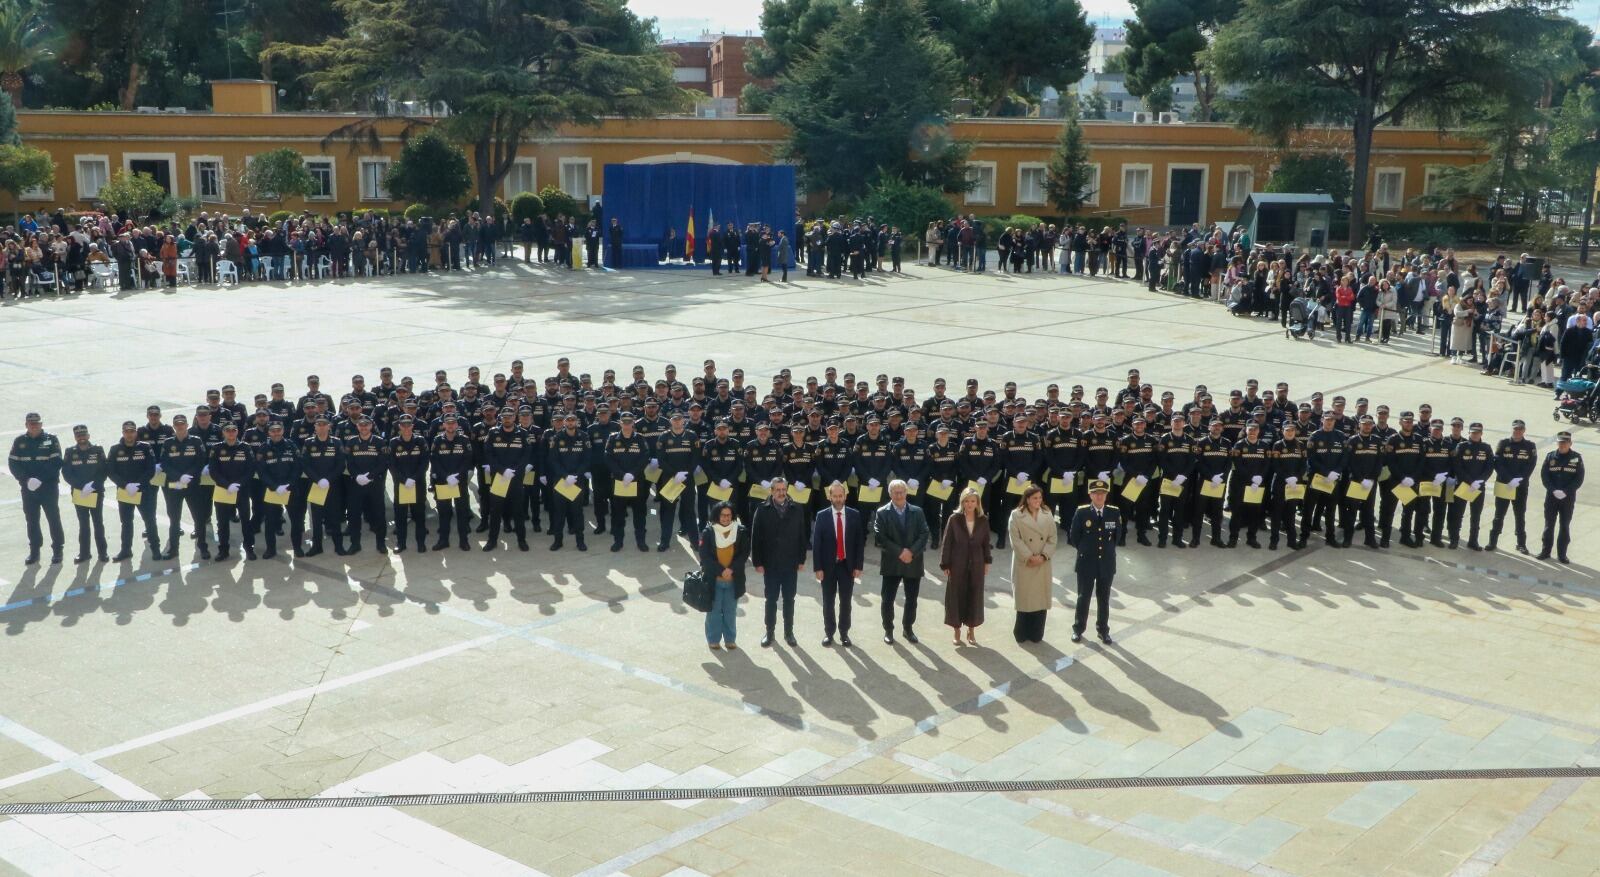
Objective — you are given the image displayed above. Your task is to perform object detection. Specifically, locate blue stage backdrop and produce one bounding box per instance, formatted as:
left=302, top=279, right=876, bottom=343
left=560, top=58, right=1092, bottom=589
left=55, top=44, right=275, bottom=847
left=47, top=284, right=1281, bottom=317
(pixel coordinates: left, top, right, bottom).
left=603, top=163, right=796, bottom=268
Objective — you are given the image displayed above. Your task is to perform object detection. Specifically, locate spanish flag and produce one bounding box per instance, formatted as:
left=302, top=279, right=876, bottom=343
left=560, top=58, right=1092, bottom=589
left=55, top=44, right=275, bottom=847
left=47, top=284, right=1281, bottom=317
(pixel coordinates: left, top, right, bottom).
left=685, top=208, right=695, bottom=261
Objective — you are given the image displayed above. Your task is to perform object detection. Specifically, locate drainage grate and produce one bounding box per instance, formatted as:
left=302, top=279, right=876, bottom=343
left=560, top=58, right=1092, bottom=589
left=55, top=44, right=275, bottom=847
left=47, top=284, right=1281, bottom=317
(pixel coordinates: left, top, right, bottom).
left=2, top=766, right=1595, bottom=815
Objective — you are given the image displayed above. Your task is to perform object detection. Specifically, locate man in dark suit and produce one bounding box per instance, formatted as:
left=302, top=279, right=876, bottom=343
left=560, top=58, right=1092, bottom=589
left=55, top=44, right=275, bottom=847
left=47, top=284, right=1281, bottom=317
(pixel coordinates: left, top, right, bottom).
left=812, top=481, right=865, bottom=647
left=1067, top=479, right=1119, bottom=644
left=751, top=477, right=810, bottom=648
left=874, top=479, right=931, bottom=644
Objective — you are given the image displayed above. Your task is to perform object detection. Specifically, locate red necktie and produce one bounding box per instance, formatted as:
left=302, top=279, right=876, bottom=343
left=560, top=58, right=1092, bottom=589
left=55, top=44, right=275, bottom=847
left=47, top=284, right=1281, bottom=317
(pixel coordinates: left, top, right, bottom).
left=835, top=510, right=845, bottom=561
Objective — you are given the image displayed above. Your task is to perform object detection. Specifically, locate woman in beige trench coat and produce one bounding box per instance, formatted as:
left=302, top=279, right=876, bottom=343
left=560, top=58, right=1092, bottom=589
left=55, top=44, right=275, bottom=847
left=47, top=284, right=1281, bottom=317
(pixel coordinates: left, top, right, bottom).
left=1008, top=485, right=1057, bottom=644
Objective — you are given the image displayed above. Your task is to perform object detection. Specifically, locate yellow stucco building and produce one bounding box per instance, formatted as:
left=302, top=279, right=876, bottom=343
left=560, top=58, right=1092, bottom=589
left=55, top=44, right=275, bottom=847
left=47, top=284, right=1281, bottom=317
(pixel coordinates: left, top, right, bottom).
left=6, top=81, right=1483, bottom=228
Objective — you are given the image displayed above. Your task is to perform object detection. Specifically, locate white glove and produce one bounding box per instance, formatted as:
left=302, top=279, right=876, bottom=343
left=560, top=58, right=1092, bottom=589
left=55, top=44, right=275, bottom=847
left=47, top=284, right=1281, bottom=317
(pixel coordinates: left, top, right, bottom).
left=719, top=479, right=732, bottom=489
left=227, top=483, right=240, bottom=494
left=25, top=477, right=41, bottom=491
left=1063, top=472, right=1076, bottom=483
left=1328, top=472, right=1341, bottom=482
left=1016, top=472, right=1028, bottom=482
left=1173, top=474, right=1187, bottom=485
left=760, top=479, right=772, bottom=489
left=179, top=473, right=193, bottom=485
left=1554, top=489, right=1567, bottom=499
left=525, top=464, right=534, bottom=472
left=1135, top=475, right=1148, bottom=486
left=1471, top=480, right=1483, bottom=491
left=446, top=473, right=459, bottom=486
left=1446, top=477, right=1458, bottom=487
left=1360, top=479, right=1374, bottom=490
left=622, top=473, right=635, bottom=483
left=539, top=476, right=547, bottom=484
left=1250, top=475, right=1263, bottom=486
left=1210, top=474, right=1223, bottom=484
left=867, top=478, right=880, bottom=488
left=1509, top=477, right=1523, bottom=487
left=977, top=477, right=987, bottom=486
left=1114, top=464, right=1125, bottom=474
left=277, top=484, right=290, bottom=493
left=673, top=471, right=688, bottom=483
left=1400, top=477, right=1415, bottom=487
left=565, top=475, right=578, bottom=485
left=1432, top=473, right=1447, bottom=484
left=1097, top=471, right=1110, bottom=480
left=201, top=465, right=211, bottom=478
left=404, top=478, right=415, bottom=488
left=482, top=464, right=491, bottom=474
left=1284, top=476, right=1298, bottom=486
left=649, top=458, right=659, bottom=468
left=501, top=469, right=514, bottom=480
left=317, top=478, right=330, bottom=489
left=907, top=478, right=920, bottom=489
left=127, top=483, right=140, bottom=495
left=356, top=473, right=371, bottom=486
left=153, top=463, right=163, bottom=473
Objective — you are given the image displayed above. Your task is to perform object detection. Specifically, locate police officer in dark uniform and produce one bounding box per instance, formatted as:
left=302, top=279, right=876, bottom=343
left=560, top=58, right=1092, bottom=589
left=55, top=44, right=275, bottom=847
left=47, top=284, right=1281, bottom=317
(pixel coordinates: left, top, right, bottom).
left=10, top=412, right=65, bottom=564
left=158, top=414, right=210, bottom=559
left=516, top=405, right=545, bottom=533
left=1068, top=479, right=1119, bottom=644
left=586, top=404, right=618, bottom=535
left=1156, top=414, right=1195, bottom=547
left=299, top=417, right=346, bottom=557
left=482, top=409, right=531, bottom=552
left=240, top=408, right=275, bottom=545
left=344, top=417, right=389, bottom=554
left=1486, top=419, right=1536, bottom=554
left=604, top=413, right=651, bottom=552
left=1193, top=419, right=1232, bottom=547
left=890, top=420, right=929, bottom=520
left=388, top=415, right=430, bottom=553
left=546, top=412, right=591, bottom=551
left=430, top=414, right=474, bottom=551
left=924, top=425, right=960, bottom=545
left=1380, top=412, right=1424, bottom=547
left=1418, top=419, right=1453, bottom=547
left=958, top=419, right=1002, bottom=537
left=1340, top=415, right=1383, bottom=548
left=1000, top=414, right=1044, bottom=547
left=811, top=418, right=852, bottom=516
left=1043, top=410, right=1082, bottom=517
left=208, top=422, right=255, bottom=561
left=1303, top=412, right=1348, bottom=546
left=745, top=422, right=785, bottom=522
left=699, top=419, right=744, bottom=525
left=1228, top=421, right=1270, bottom=547
left=1114, top=415, right=1158, bottom=545
left=1447, top=421, right=1492, bottom=550
left=108, top=420, right=161, bottom=562
left=62, top=425, right=109, bottom=564
left=656, top=412, right=700, bottom=549
left=1269, top=419, right=1307, bottom=549
left=1537, top=431, right=1583, bottom=563
left=255, top=421, right=299, bottom=559
left=851, top=416, right=893, bottom=522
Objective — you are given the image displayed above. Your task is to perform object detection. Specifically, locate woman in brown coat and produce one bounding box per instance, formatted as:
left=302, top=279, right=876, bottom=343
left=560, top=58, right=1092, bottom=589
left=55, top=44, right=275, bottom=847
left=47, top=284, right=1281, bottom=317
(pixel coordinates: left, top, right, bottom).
left=940, top=487, right=992, bottom=645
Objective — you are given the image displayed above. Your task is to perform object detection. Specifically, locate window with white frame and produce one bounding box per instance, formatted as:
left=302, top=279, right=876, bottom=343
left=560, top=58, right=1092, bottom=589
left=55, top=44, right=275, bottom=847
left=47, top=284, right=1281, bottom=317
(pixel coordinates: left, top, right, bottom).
left=1373, top=168, right=1404, bottom=211
left=559, top=158, right=591, bottom=201
left=1422, top=166, right=1445, bottom=209
left=1110, top=99, right=1124, bottom=114
left=359, top=158, right=390, bottom=201
left=191, top=157, right=224, bottom=202
left=304, top=158, right=335, bottom=200
left=964, top=162, right=995, bottom=205
left=503, top=158, right=537, bottom=199
left=1121, top=165, right=1151, bottom=207
left=1083, top=164, right=1101, bottom=206
left=76, top=156, right=110, bottom=200
left=1017, top=163, right=1046, bottom=206
left=1222, top=166, right=1253, bottom=208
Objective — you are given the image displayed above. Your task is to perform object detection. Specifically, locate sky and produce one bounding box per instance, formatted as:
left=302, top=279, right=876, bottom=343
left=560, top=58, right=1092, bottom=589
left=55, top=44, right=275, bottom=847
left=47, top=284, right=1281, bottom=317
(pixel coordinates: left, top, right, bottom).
left=629, top=0, right=1600, bottom=42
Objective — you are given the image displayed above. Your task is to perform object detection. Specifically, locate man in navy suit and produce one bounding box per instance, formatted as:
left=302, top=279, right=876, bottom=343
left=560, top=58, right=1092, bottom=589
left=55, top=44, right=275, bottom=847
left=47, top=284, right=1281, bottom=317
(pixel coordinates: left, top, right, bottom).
left=1067, top=479, right=1119, bottom=644
left=813, top=481, right=865, bottom=647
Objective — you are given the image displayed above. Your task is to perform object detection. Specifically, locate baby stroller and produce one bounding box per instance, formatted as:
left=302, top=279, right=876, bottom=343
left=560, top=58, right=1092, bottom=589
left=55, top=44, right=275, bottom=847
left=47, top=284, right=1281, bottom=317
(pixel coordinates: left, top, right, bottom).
left=1285, top=295, right=1316, bottom=339
left=1553, top=366, right=1599, bottom=424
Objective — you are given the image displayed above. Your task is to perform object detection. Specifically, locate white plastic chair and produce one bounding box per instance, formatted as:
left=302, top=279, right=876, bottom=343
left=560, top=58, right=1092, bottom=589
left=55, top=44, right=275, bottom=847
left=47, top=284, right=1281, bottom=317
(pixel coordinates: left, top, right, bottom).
left=176, top=258, right=194, bottom=285
left=216, top=260, right=239, bottom=286
left=317, top=255, right=333, bottom=279
left=89, top=263, right=116, bottom=289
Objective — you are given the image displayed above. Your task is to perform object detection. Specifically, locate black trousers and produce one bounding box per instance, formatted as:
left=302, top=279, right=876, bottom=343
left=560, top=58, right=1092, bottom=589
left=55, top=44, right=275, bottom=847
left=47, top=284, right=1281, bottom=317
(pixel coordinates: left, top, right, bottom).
left=1447, top=495, right=1484, bottom=544
left=590, top=472, right=614, bottom=530
left=307, top=482, right=345, bottom=550
left=436, top=488, right=471, bottom=543
left=1193, top=493, right=1225, bottom=543
left=1158, top=483, right=1187, bottom=542
left=163, top=485, right=208, bottom=547
left=1270, top=496, right=1300, bottom=545
left=486, top=484, right=525, bottom=545
left=257, top=499, right=285, bottom=551
left=214, top=493, right=252, bottom=550
left=1428, top=493, right=1449, bottom=543
left=658, top=493, right=697, bottom=546
left=1073, top=567, right=1112, bottom=636
left=1377, top=482, right=1401, bottom=541
left=1489, top=487, right=1528, bottom=545
left=819, top=559, right=854, bottom=637
left=22, top=487, right=65, bottom=553
left=763, top=568, right=798, bottom=635
left=1340, top=492, right=1376, bottom=544
left=1541, top=492, right=1575, bottom=556
left=1227, top=488, right=1264, bottom=541
left=550, top=490, right=586, bottom=544
left=345, top=479, right=387, bottom=544
left=393, top=484, right=427, bottom=546
left=610, top=489, right=648, bottom=546
left=881, top=574, right=920, bottom=633
left=118, top=489, right=160, bottom=552
left=1014, top=610, right=1046, bottom=643
left=75, top=500, right=107, bottom=557
left=1303, top=486, right=1340, bottom=540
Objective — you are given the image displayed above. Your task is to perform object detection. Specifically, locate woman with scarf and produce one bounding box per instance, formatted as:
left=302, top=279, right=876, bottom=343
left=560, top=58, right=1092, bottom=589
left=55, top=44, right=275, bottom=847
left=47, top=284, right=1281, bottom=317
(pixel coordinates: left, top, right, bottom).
left=698, top=501, right=750, bottom=651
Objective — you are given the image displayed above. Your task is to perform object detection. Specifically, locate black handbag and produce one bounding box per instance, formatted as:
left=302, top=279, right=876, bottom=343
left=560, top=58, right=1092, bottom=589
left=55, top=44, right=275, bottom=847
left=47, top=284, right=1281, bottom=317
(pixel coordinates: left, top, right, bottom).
left=681, top=570, right=712, bottom=613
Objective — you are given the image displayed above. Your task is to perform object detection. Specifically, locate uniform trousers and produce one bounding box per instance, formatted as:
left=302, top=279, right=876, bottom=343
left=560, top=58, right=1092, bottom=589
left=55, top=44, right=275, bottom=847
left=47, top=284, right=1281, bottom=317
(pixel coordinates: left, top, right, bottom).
left=1541, top=491, right=1575, bottom=556
left=485, top=483, right=525, bottom=545
left=1073, top=567, right=1112, bottom=637
left=75, top=498, right=108, bottom=558
left=345, top=478, right=387, bottom=546
left=163, top=484, right=209, bottom=548
left=393, top=484, right=427, bottom=547
left=214, top=491, right=253, bottom=551
left=1489, top=486, right=1528, bottom=546
left=658, top=491, right=697, bottom=547
left=435, top=487, right=472, bottom=545
left=610, top=488, right=648, bottom=547
left=1270, top=494, right=1300, bottom=546
left=1157, top=482, right=1187, bottom=543
left=549, top=485, right=586, bottom=545
left=1447, top=494, right=1484, bottom=544
left=21, top=486, right=65, bottom=553
left=118, top=489, right=161, bottom=552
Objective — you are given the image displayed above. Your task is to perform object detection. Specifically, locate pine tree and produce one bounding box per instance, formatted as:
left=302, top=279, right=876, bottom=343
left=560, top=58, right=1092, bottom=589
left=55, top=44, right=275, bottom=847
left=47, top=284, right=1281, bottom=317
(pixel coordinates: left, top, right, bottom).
left=1044, top=117, right=1094, bottom=215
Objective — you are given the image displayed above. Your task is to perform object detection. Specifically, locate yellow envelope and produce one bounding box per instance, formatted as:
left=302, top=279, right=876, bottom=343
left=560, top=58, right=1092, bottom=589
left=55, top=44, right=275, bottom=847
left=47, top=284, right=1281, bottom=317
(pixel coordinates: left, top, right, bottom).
left=614, top=479, right=639, bottom=498
left=706, top=483, right=734, bottom=502
left=150, top=470, right=167, bottom=488
left=116, top=486, right=141, bottom=505
left=1283, top=484, right=1307, bottom=501
left=264, top=487, right=290, bottom=506
left=1379, top=466, right=1391, bottom=482
left=200, top=472, right=216, bottom=487
left=522, top=468, right=537, bottom=486
left=658, top=479, right=686, bottom=503
left=397, top=483, right=418, bottom=505
left=1007, top=477, right=1030, bottom=496
left=1243, top=485, right=1265, bottom=505
left=926, top=480, right=954, bottom=501
left=1112, top=469, right=1126, bottom=486
left=903, top=482, right=919, bottom=496
left=1344, top=481, right=1371, bottom=502
left=73, top=488, right=100, bottom=509
left=1493, top=482, right=1518, bottom=501
left=965, top=481, right=984, bottom=498
left=490, top=472, right=512, bottom=497
left=1049, top=476, right=1074, bottom=495
left=1121, top=478, right=1146, bottom=502
left=1311, top=474, right=1336, bottom=494
left=747, top=483, right=772, bottom=501
left=1418, top=481, right=1442, bottom=498
left=554, top=478, right=582, bottom=501
left=212, top=486, right=237, bottom=505
left=308, top=482, right=329, bottom=506
left=788, top=482, right=812, bottom=504
left=1159, top=479, right=1184, bottom=498
left=1454, top=482, right=1481, bottom=503
left=857, top=485, right=883, bottom=504
left=1200, top=479, right=1226, bottom=499
left=694, top=469, right=709, bottom=487
left=435, top=482, right=461, bottom=501
left=644, top=463, right=662, bottom=483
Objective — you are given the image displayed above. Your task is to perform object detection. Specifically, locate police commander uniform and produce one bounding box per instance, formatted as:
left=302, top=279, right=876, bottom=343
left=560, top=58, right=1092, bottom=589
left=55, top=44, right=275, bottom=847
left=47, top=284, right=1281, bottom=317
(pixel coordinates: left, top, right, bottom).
left=1067, top=478, right=1119, bottom=645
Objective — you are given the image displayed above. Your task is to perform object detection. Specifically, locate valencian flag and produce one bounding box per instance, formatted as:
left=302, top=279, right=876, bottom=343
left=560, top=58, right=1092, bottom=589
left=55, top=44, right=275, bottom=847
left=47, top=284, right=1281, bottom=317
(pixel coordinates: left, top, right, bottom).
left=685, top=208, right=695, bottom=261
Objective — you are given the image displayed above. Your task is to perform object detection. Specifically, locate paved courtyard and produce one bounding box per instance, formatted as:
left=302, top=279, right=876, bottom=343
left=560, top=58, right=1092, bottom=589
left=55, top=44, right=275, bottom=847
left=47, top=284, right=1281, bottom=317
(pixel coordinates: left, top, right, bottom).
left=1, top=261, right=1598, bottom=876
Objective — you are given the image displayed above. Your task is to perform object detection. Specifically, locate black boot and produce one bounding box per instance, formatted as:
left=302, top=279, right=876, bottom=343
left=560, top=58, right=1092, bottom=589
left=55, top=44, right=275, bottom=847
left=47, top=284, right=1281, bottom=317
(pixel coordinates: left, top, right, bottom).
left=432, top=537, right=450, bottom=551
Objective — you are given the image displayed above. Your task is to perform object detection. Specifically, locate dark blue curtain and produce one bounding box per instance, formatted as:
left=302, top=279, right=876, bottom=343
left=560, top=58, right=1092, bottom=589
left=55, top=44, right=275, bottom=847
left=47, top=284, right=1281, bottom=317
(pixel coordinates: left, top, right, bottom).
left=602, top=163, right=796, bottom=266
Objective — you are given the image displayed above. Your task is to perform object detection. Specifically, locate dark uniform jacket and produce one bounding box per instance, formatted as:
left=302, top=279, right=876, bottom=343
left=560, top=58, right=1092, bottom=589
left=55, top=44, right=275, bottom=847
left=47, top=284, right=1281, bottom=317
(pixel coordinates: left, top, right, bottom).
left=1068, top=503, right=1120, bottom=574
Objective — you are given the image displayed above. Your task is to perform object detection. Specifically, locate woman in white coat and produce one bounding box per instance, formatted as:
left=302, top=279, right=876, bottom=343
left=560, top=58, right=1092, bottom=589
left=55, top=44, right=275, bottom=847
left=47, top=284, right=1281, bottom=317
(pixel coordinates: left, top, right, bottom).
left=1008, top=485, right=1058, bottom=644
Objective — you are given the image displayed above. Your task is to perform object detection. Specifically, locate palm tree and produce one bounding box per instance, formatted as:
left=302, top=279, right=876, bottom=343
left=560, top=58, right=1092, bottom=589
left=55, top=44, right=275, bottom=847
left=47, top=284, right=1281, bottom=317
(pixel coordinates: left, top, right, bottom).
left=0, top=0, right=49, bottom=109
